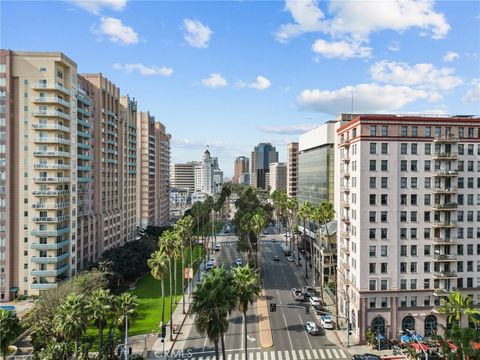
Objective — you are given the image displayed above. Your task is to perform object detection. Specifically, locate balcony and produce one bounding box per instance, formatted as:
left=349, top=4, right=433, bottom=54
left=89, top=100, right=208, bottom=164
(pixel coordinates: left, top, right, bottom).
left=339, top=139, right=350, bottom=148
left=343, top=156, right=351, bottom=163
left=31, top=239, right=70, bottom=250
left=340, top=201, right=350, bottom=209
left=32, top=110, right=71, bottom=121
left=32, top=82, right=70, bottom=95
left=340, top=185, right=350, bottom=193
left=341, top=216, right=351, bottom=224
left=432, top=152, right=458, bottom=160
left=33, top=150, right=70, bottom=157
left=341, top=231, right=350, bottom=239
left=31, top=283, right=58, bottom=290
left=431, top=203, right=458, bottom=211
left=32, top=123, right=70, bottom=132
left=432, top=237, right=457, bottom=245
left=432, top=221, right=457, bottom=229
left=433, top=288, right=453, bottom=297
left=341, top=170, right=351, bottom=178
left=342, top=246, right=350, bottom=255
left=78, top=153, right=92, bottom=161
left=432, top=271, right=458, bottom=279
left=77, top=142, right=92, bottom=150
left=34, top=137, right=70, bottom=145
left=31, top=227, right=70, bottom=237
left=341, top=260, right=350, bottom=271
left=32, top=202, right=70, bottom=209
left=32, top=190, right=70, bottom=196
left=432, top=170, right=458, bottom=177
left=433, top=135, right=458, bottom=143
left=432, top=254, right=457, bottom=262
left=77, top=130, right=91, bottom=139
left=78, top=177, right=93, bottom=183
left=33, top=177, right=70, bottom=183
left=32, top=215, right=70, bottom=223
left=77, top=119, right=92, bottom=128
left=77, top=94, right=92, bottom=106
left=31, top=252, right=70, bottom=263
left=33, top=96, right=70, bottom=108
left=77, top=165, right=92, bottom=171
left=77, top=107, right=91, bottom=117
left=431, top=187, right=457, bottom=194
left=33, top=163, right=70, bottom=170
left=31, top=264, right=70, bottom=277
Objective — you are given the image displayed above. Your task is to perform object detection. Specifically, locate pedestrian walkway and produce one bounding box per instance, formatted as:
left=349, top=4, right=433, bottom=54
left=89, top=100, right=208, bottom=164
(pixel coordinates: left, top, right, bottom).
left=189, top=347, right=349, bottom=360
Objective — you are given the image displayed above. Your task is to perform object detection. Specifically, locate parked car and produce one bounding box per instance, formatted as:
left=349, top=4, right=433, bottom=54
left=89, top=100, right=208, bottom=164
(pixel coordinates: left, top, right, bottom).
left=206, top=260, right=215, bottom=270
left=235, top=258, right=243, bottom=266
left=287, top=256, right=294, bottom=262
left=320, top=315, right=334, bottom=330
left=312, top=304, right=328, bottom=315
left=309, top=296, right=321, bottom=306
left=214, top=244, right=221, bottom=252
left=352, top=354, right=381, bottom=360
left=293, top=290, right=304, bottom=301
left=305, top=321, right=319, bottom=335
left=303, top=286, right=314, bottom=294
left=274, top=256, right=280, bottom=261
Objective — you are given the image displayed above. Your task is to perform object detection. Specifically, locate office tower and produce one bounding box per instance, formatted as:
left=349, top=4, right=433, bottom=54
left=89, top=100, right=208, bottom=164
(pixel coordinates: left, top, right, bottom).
left=233, top=156, right=249, bottom=184
left=287, top=142, right=299, bottom=197
left=250, top=143, right=278, bottom=189
left=335, top=115, right=480, bottom=343
left=269, top=162, right=287, bottom=192
left=170, top=162, right=196, bottom=193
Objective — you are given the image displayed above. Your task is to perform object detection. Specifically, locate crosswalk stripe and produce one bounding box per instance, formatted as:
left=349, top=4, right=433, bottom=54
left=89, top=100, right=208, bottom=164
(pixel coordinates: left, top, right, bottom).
left=332, top=349, right=339, bottom=358
left=257, top=352, right=262, bottom=360
left=198, top=357, right=203, bottom=360
left=325, top=349, right=332, bottom=358
left=291, top=349, right=297, bottom=360
left=284, top=350, right=290, bottom=360
left=305, top=350, right=311, bottom=359
left=234, top=353, right=239, bottom=360
left=263, top=351, right=269, bottom=360
left=298, top=350, right=304, bottom=360
left=270, top=351, right=275, bottom=360
left=318, top=349, right=325, bottom=359
left=311, top=349, right=319, bottom=359
left=339, top=349, right=346, bottom=358
left=249, top=352, right=254, bottom=360
left=277, top=351, right=283, bottom=360
left=228, top=354, right=232, bottom=360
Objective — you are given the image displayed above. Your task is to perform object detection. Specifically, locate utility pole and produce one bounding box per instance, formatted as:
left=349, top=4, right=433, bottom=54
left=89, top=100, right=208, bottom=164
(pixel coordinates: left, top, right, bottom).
left=124, top=315, right=128, bottom=360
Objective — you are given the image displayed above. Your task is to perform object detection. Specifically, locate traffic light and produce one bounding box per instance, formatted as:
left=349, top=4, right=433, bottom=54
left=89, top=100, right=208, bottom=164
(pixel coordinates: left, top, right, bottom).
left=305, top=306, right=309, bottom=314
left=269, top=303, right=276, bottom=312
left=348, top=322, right=353, bottom=333
left=161, top=324, right=167, bottom=338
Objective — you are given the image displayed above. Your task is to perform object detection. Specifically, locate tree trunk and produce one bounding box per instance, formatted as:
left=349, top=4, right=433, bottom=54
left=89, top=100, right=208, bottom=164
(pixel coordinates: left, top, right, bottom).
left=98, top=322, right=103, bottom=356
left=169, top=259, right=173, bottom=341
left=221, top=334, right=227, bottom=360
left=317, top=224, right=324, bottom=303
left=244, top=311, right=248, bottom=360
left=161, top=281, right=166, bottom=325
left=189, top=236, right=194, bottom=296
left=182, top=245, right=186, bottom=314
left=214, top=340, right=220, bottom=360
left=75, top=336, right=79, bottom=359
left=174, top=258, right=178, bottom=306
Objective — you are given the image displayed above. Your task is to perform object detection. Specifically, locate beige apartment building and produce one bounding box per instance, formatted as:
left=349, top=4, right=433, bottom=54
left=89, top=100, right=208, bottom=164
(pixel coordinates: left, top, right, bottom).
left=269, top=162, right=287, bottom=192
left=336, top=115, right=480, bottom=342
left=0, top=50, right=170, bottom=301
left=287, top=142, right=298, bottom=197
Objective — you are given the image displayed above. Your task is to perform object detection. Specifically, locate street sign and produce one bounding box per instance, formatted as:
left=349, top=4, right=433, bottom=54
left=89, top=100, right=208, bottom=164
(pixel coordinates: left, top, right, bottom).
left=184, top=267, right=193, bottom=279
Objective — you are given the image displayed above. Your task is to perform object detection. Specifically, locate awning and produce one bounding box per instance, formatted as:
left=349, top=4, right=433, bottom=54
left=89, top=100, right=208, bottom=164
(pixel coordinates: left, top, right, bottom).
left=435, top=341, right=457, bottom=351
left=472, top=342, right=480, bottom=350
left=376, top=334, right=387, bottom=340
left=9, top=287, right=19, bottom=292
left=400, top=335, right=412, bottom=343
left=411, top=334, right=424, bottom=342
left=411, top=343, right=430, bottom=351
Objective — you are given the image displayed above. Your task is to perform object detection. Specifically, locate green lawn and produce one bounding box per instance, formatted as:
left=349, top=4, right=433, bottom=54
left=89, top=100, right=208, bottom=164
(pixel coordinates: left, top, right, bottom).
left=85, top=245, right=205, bottom=345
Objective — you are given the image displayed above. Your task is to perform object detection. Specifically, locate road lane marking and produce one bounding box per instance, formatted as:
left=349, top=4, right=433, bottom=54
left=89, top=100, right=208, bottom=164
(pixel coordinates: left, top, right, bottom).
left=263, top=351, right=269, bottom=360
left=332, top=349, right=339, bottom=358
left=305, top=350, right=311, bottom=359
left=281, top=312, right=293, bottom=349
left=298, top=314, right=313, bottom=350
left=298, top=350, right=304, bottom=360
left=311, top=349, right=318, bottom=359
left=325, top=349, right=332, bottom=358
left=318, top=349, right=325, bottom=359
left=277, top=351, right=283, bottom=360
left=339, top=349, right=346, bottom=358
left=284, top=350, right=290, bottom=360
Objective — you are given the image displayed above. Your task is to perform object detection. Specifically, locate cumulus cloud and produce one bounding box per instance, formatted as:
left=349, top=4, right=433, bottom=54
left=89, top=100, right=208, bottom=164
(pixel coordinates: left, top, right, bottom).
left=95, top=16, right=139, bottom=45
left=201, top=73, right=227, bottom=88
left=369, top=60, right=463, bottom=91
left=443, top=51, right=459, bottom=62
left=113, top=63, right=173, bottom=76
left=297, top=83, right=439, bottom=114
left=258, top=124, right=319, bottom=135
left=462, top=78, right=480, bottom=103
left=388, top=41, right=400, bottom=52
left=69, top=0, right=126, bottom=14
left=183, top=19, right=213, bottom=48
left=238, top=76, right=271, bottom=90
left=312, top=39, right=372, bottom=59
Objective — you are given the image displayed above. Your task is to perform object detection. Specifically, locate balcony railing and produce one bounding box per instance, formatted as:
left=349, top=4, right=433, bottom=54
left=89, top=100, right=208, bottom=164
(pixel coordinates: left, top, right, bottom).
left=432, top=221, right=457, bottom=228
left=341, top=170, right=351, bottom=178
left=341, top=216, right=351, bottom=224
left=34, top=137, right=70, bottom=145
left=33, top=177, right=70, bottom=183
left=32, top=190, right=70, bottom=196
left=32, top=82, right=70, bottom=95
left=31, top=239, right=70, bottom=250
left=433, top=135, right=458, bottom=143
left=31, top=228, right=70, bottom=237
left=32, top=110, right=71, bottom=120
left=31, top=283, right=58, bottom=290
left=433, top=271, right=458, bottom=278
left=339, top=139, right=350, bottom=147
left=341, top=231, right=350, bottom=239
left=32, top=202, right=70, bottom=209
left=432, top=152, right=458, bottom=160
left=33, top=96, right=70, bottom=108
left=32, top=123, right=70, bottom=132
left=31, top=264, right=70, bottom=277
left=433, top=288, right=453, bottom=297
left=33, top=163, right=70, bottom=170
left=431, top=187, right=457, bottom=194
left=340, top=201, right=350, bottom=208
left=340, top=185, right=350, bottom=193
left=432, top=254, right=457, bottom=262
left=432, top=237, right=457, bottom=245
left=31, top=252, right=70, bottom=264
left=431, top=203, right=458, bottom=210
left=32, top=215, right=70, bottom=223
left=432, top=170, right=458, bottom=177
left=33, top=150, right=70, bottom=157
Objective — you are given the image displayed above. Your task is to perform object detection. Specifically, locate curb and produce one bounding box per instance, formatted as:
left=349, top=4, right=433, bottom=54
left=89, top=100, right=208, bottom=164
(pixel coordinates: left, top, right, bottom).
left=257, top=288, right=274, bottom=348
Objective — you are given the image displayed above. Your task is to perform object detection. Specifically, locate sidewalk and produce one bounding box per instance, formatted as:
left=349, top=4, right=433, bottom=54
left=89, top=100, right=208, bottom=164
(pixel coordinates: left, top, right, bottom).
left=257, top=288, right=273, bottom=348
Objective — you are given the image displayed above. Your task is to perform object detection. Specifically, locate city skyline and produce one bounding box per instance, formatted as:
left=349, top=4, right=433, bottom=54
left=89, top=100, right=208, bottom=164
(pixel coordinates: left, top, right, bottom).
left=2, top=0, right=479, bottom=176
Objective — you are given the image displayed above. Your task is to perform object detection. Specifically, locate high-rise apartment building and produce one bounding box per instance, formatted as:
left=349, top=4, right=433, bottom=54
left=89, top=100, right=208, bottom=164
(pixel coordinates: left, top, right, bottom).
left=336, top=115, right=480, bottom=342
left=233, top=156, right=249, bottom=184
left=170, top=162, right=196, bottom=193
left=250, top=143, right=278, bottom=189
left=154, top=121, right=171, bottom=227
left=269, top=162, right=287, bottom=192
left=287, top=142, right=298, bottom=197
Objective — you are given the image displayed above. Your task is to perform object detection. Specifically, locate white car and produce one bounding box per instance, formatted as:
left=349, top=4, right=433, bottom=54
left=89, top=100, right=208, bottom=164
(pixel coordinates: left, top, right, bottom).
left=214, top=244, right=221, bottom=252
left=305, top=321, right=319, bottom=335
left=287, top=256, right=294, bottom=262
left=206, top=260, right=214, bottom=270
left=320, top=315, right=334, bottom=330
left=309, top=296, right=321, bottom=306
left=235, top=258, right=242, bottom=266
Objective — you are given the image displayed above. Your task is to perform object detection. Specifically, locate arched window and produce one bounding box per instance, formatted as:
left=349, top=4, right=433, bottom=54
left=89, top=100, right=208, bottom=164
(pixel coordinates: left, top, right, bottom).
left=424, top=316, right=437, bottom=337
left=372, top=317, right=386, bottom=335
left=402, top=316, right=415, bottom=331
left=351, top=310, right=357, bottom=334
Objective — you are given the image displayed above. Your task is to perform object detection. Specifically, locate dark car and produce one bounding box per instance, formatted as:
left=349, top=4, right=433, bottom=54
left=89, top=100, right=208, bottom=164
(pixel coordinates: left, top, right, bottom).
left=274, top=256, right=280, bottom=261
left=352, top=354, right=381, bottom=360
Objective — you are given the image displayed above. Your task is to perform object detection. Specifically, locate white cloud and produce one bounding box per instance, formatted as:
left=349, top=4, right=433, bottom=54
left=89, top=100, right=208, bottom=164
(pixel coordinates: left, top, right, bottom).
left=238, top=76, right=271, bottom=90
left=443, top=51, right=459, bottom=62
left=369, top=60, right=463, bottom=91
left=69, top=0, right=126, bottom=14
left=462, top=78, right=480, bottom=103
left=96, top=16, right=139, bottom=45
left=183, top=19, right=213, bottom=48
left=258, top=124, right=319, bottom=135
left=312, top=39, right=371, bottom=59
left=388, top=41, right=400, bottom=52
left=297, top=83, right=438, bottom=114
left=201, top=73, right=227, bottom=88
left=113, top=63, right=173, bottom=76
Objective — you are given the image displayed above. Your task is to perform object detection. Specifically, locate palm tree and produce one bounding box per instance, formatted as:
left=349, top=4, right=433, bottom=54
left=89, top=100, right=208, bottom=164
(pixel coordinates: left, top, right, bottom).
left=175, top=215, right=195, bottom=314
left=88, top=288, right=114, bottom=355
left=437, top=290, right=480, bottom=326
left=434, top=323, right=480, bottom=359
left=148, top=249, right=169, bottom=326
left=286, top=196, right=298, bottom=251
left=251, top=209, right=267, bottom=270
left=0, top=309, right=21, bottom=359
left=232, top=266, right=261, bottom=360
left=298, top=201, right=313, bottom=272
left=191, top=268, right=237, bottom=360
left=317, top=201, right=335, bottom=312
left=53, top=293, right=89, bottom=358
left=160, top=229, right=178, bottom=341
left=113, top=292, right=138, bottom=340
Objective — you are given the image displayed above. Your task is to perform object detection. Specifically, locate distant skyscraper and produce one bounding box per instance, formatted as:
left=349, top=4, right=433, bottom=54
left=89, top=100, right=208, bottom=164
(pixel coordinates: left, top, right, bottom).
left=170, top=162, right=196, bottom=193
left=233, top=156, right=249, bottom=184
left=250, top=143, right=278, bottom=189
left=269, top=162, right=287, bottom=192
left=287, top=142, right=299, bottom=197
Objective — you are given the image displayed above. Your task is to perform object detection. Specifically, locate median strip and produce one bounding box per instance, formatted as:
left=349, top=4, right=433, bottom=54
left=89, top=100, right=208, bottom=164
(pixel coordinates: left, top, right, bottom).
left=257, top=288, right=274, bottom=348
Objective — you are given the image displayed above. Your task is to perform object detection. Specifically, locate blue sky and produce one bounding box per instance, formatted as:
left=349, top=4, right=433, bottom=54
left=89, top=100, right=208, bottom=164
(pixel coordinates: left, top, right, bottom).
left=2, top=0, right=479, bottom=176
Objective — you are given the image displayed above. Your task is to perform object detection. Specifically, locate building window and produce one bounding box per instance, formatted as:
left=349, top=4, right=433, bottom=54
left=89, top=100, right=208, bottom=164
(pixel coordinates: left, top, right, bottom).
left=370, top=160, right=376, bottom=171
left=401, top=177, right=407, bottom=188
left=401, top=143, right=408, bottom=154
left=425, top=144, right=431, bottom=155
left=370, top=126, right=377, bottom=136
left=411, top=160, right=418, bottom=171
left=411, top=245, right=417, bottom=256
left=369, top=280, right=376, bottom=291
left=381, top=177, right=388, bottom=188
left=381, top=280, right=388, bottom=290
left=401, top=160, right=408, bottom=171
left=369, top=211, right=376, bottom=222
left=400, top=279, right=407, bottom=289
left=381, top=194, right=388, bottom=205
left=411, top=263, right=417, bottom=273
left=381, top=228, right=388, bottom=239
left=411, top=177, right=418, bottom=188
left=369, top=263, right=376, bottom=274
left=381, top=160, right=388, bottom=171
left=424, top=245, right=431, bottom=256
left=381, top=126, right=388, bottom=136
left=381, top=297, right=388, bottom=308
left=401, top=126, right=408, bottom=137
left=381, top=143, right=388, bottom=154
left=401, top=245, right=407, bottom=256
left=424, top=278, right=430, bottom=289
left=369, top=298, right=377, bottom=308
left=370, top=177, right=376, bottom=188
left=410, top=295, right=417, bottom=306
left=369, top=246, right=376, bottom=257
left=424, top=160, right=431, bottom=171
left=412, top=126, right=418, bottom=137
left=381, top=245, right=388, bottom=257
left=400, top=262, right=407, bottom=273
left=370, top=194, right=376, bottom=205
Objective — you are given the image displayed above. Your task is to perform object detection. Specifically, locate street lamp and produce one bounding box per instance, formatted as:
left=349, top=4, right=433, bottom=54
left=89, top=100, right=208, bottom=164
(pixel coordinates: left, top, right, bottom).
left=404, top=328, right=428, bottom=360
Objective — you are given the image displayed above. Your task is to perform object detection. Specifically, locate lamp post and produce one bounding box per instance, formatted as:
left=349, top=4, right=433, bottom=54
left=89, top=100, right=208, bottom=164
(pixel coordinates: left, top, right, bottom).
left=124, top=315, right=128, bottom=360
left=406, top=329, right=428, bottom=360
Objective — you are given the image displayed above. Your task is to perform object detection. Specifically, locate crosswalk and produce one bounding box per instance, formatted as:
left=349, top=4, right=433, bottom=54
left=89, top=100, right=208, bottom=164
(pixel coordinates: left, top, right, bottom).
left=219, top=240, right=280, bottom=247
left=191, top=348, right=348, bottom=360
